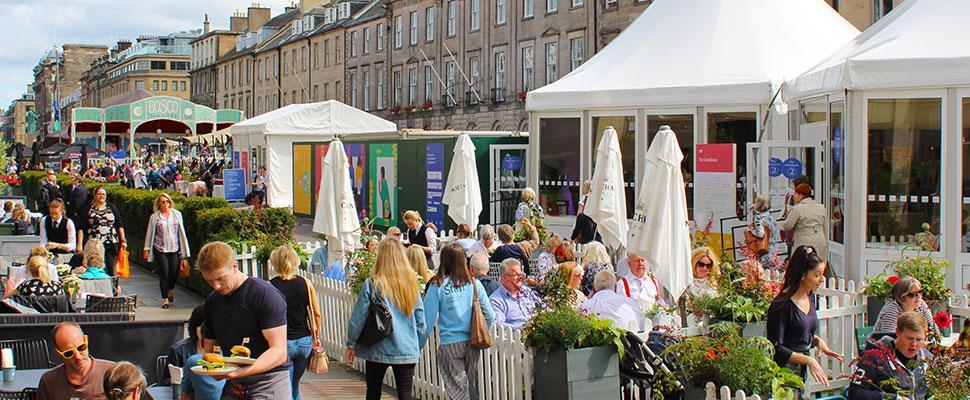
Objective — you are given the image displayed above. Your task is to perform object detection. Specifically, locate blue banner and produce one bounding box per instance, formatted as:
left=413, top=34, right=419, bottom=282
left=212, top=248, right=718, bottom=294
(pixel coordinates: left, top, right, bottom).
left=223, top=169, right=247, bottom=202
left=233, top=151, right=240, bottom=168
left=782, top=157, right=803, bottom=179
left=426, top=143, right=445, bottom=228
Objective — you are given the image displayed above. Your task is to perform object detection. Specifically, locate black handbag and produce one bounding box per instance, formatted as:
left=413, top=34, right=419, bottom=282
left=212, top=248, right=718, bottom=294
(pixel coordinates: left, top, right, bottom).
left=356, top=281, right=394, bottom=347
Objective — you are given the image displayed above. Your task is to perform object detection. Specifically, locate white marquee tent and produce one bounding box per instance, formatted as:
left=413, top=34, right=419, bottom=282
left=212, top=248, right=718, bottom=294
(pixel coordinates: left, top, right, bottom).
left=526, top=0, right=860, bottom=112
left=783, top=0, right=970, bottom=294
left=231, top=100, right=397, bottom=208
left=786, top=0, right=970, bottom=99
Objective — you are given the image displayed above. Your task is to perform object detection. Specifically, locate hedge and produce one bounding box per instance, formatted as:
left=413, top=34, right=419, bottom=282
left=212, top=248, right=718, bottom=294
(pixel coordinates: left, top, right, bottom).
left=18, top=171, right=289, bottom=296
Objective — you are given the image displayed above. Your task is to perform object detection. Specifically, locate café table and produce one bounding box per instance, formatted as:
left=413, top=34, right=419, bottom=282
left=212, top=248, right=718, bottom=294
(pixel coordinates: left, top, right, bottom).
left=0, top=368, right=48, bottom=393
left=147, top=384, right=179, bottom=400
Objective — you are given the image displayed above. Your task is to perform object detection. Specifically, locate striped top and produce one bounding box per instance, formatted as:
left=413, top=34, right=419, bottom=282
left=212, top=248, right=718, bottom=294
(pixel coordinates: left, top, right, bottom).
left=870, top=299, right=940, bottom=338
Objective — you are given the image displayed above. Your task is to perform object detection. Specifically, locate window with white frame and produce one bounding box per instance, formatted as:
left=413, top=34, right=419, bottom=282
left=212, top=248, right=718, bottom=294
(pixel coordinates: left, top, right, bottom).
left=363, top=28, right=371, bottom=54
left=424, top=65, right=434, bottom=101
left=545, top=42, right=557, bottom=83
left=470, top=0, right=480, bottom=30
left=408, top=68, right=417, bottom=104
left=497, top=0, right=507, bottom=24
left=324, top=40, right=330, bottom=65
left=393, top=70, right=402, bottom=106
left=524, top=0, right=534, bottom=18
left=377, top=23, right=385, bottom=51
left=410, top=12, right=419, bottom=45
left=350, top=72, right=358, bottom=107
left=522, top=47, right=533, bottom=91
left=425, top=8, right=436, bottom=43
left=395, top=16, right=403, bottom=48
left=350, top=31, right=358, bottom=56
left=569, top=38, right=583, bottom=70
left=469, top=57, right=480, bottom=90
left=377, top=66, right=386, bottom=109
left=572, top=0, right=582, bottom=6
left=495, top=51, right=506, bottom=89
left=447, top=1, right=457, bottom=36
left=547, top=0, right=557, bottom=13
left=605, top=0, right=617, bottom=7
left=446, top=62, right=456, bottom=99
left=363, top=70, right=370, bottom=110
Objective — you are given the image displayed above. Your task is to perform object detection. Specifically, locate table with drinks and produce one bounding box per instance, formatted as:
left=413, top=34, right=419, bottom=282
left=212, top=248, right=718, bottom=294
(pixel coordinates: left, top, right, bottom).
left=0, top=368, right=46, bottom=394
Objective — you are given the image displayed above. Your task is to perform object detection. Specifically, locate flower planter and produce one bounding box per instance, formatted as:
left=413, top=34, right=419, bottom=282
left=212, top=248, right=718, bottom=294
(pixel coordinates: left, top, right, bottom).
left=533, top=345, right=619, bottom=400
left=711, top=319, right=766, bottom=338
left=866, top=296, right=885, bottom=326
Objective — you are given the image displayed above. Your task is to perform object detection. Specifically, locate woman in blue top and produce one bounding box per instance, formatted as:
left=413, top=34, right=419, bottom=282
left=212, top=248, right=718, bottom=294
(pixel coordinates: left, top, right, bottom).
left=766, top=246, right=843, bottom=388
left=347, top=238, right=426, bottom=400
left=422, top=243, right=496, bottom=400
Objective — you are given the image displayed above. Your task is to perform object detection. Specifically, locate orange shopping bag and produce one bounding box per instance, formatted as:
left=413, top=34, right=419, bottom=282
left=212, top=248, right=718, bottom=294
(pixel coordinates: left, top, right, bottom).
left=116, top=247, right=131, bottom=279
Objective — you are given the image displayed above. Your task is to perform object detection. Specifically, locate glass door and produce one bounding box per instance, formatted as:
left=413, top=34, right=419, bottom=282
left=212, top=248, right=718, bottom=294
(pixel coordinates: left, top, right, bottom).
left=490, top=144, right=528, bottom=225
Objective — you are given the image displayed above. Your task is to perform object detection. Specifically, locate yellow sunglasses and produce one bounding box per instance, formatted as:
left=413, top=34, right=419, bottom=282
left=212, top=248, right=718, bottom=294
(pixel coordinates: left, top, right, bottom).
left=55, top=335, right=89, bottom=359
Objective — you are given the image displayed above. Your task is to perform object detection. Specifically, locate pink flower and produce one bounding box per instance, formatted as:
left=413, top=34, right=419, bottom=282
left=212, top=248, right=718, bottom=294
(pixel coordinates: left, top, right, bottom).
left=887, top=276, right=899, bottom=284
left=935, top=312, right=952, bottom=329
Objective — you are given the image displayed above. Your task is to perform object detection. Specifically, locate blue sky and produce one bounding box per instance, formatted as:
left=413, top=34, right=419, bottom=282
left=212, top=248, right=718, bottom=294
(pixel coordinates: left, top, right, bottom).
left=0, top=0, right=292, bottom=109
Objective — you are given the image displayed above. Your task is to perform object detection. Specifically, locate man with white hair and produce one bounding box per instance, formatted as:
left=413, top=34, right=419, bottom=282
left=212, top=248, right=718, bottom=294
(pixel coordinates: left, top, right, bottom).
left=616, top=252, right=666, bottom=310
left=470, top=253, right=501, bottom=296
left=489, top=258, right=540, bottom=328
left=580, top=270, right=645, bottom=332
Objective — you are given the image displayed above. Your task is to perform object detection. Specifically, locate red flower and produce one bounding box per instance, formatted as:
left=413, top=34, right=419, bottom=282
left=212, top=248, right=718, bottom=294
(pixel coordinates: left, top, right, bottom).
left=705, top=349, right=718, bottom=361
left=935, top=311, right=952, bottom=329
left=887, top=275, right=899, bottom=284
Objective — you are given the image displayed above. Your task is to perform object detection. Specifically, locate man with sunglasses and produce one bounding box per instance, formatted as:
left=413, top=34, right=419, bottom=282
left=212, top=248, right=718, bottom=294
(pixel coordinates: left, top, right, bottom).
left=38, top=321, right=116, bottom=400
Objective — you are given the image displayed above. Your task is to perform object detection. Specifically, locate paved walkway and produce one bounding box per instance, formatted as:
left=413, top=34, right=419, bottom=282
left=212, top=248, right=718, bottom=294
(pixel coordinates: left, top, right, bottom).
left=125, top=260, right=392, bottom=399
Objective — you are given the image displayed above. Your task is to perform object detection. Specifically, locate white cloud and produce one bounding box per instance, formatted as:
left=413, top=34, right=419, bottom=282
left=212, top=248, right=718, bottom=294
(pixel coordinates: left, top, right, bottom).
left=0, top=0, right=293, bottom=109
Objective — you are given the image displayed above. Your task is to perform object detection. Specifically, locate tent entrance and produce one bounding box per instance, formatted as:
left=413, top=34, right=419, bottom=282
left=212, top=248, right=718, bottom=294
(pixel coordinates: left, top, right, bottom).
left=742, top=140, right=823, bottom=254
left=489, top=144, right=529, bottom=226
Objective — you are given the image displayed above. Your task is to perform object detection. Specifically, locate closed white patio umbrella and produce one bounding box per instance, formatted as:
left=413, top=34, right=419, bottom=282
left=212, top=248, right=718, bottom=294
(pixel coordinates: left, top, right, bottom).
left=443, top=134, right=483, bottom=227
left=313, top=139, right=360, bottom=263
left=628, top=126, right=692, bottom=300
left=584, top=126, right=628, bottom=250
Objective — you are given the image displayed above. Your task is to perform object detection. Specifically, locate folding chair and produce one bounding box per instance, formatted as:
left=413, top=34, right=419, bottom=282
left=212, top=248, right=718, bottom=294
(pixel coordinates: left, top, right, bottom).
left=85, top=294, right=137, bottom=320
left=0, top=338, right=53, bottom=369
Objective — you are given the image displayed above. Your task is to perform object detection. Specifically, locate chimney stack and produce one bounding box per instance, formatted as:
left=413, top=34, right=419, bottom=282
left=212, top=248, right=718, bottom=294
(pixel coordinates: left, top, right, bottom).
left=230, top=10, right=249, bottom=32
left=247, top=3, right=272, bottom=32
left=203, top=14, right=211, bottom=34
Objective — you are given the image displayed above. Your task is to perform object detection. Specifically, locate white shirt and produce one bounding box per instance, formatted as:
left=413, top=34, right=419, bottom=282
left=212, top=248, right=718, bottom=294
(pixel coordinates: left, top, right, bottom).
left=616, top=272, right=662, bottom=311
left=39, top=216, right=77, bottom=252
left=580, top=289, right=645, bottom=332
left=468, top=240, right=499, bottom=257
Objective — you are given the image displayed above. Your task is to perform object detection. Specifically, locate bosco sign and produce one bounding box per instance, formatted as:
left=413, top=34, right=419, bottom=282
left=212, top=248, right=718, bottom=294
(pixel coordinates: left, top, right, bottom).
left=146, top=98, right=181, bottom=120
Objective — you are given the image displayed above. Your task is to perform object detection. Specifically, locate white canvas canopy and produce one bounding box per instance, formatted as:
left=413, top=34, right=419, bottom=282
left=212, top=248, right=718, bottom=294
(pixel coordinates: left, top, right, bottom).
left=786, top=0, right=970, bottom=100
left=526, top=0, right=859, bottom=111
left=313, top=140, right=360, bottom=263
left=231, top=100, right=397, bottom=208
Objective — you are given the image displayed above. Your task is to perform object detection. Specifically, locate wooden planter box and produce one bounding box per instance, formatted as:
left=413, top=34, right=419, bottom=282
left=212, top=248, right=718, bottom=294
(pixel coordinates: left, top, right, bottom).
left=533, top=345, right=619, bottom=400
left=710, top=319, right=767, bottom=338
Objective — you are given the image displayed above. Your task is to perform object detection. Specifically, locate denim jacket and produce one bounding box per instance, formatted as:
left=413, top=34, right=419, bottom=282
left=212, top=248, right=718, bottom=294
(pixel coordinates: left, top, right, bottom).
left=346, top=279, right=427, bottom=364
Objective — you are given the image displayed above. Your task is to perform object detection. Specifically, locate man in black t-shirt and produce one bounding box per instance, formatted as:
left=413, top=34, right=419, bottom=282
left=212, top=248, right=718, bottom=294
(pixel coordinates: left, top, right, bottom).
left=197, top=242, right=291, bottom=399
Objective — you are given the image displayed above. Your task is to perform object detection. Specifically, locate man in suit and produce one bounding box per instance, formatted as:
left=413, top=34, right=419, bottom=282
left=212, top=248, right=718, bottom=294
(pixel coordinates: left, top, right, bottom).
left=65, top=173, right=89, bottom=225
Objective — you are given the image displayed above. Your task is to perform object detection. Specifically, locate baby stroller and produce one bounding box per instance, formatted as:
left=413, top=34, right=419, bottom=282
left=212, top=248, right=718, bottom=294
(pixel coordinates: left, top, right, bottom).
left=619, top=329, right=684, bottom=399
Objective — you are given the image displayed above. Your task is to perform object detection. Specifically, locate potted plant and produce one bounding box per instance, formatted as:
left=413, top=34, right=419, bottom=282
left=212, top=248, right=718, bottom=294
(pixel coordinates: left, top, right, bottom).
left=389, top=106, right=402, bottom=114
left=923, top=345, right=969, bottom=400
left=403, top=105, right=415, bottom=114
left=420, top=101, right=433, bottom=111
left=664, top=322, right=804, bottom=400
left=523, top=268, right=625, bottom=400
left=516, top=91, right=527, bottom=102
left=692, top=257, right=779, bottom=337
left=861, top=273, right=896, bottom=325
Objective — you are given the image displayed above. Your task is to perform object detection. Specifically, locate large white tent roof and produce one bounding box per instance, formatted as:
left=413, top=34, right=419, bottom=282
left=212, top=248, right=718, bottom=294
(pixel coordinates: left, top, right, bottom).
left=526, top=0, right=859, bottom=112
left=230, top=100, right=397, bottom=137
left=786, top=0, right=970, bottom=100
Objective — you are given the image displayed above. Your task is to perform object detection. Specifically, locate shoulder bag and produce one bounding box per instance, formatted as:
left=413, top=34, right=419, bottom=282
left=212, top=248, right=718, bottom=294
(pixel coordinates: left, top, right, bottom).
left=356, top=280, right=394, bottom=347
left=303, top=276, right=329, bottom=374
left=469, top=282, right=493, bottom=349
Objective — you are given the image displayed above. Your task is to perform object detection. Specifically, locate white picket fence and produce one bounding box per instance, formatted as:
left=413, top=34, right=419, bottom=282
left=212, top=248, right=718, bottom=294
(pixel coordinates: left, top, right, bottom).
left=301, top=271, right=534, bottom=400
left=233, top=244, right=968, bottom=400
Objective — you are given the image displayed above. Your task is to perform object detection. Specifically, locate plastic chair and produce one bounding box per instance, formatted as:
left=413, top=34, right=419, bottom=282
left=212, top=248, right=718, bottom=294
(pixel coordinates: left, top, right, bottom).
left=0, top=338, right=53, bottom=369
left=154, top=354, right=169, bottom=386
left=20, top=388, right=37, bottom=400
left=855, top=326, right=874, bottom=354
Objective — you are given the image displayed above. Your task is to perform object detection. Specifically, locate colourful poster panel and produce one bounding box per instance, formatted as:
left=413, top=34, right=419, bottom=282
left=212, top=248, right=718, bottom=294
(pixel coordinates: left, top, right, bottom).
left=313, top=143, right=330, bottom=213
left=425, top=143, right=445, bottom=229
left=694, top=143, right=737, bottom=255
left=240, top=151, right=250, bottom=193
left=345, top=144, right=367, bottom=219
left=293, top=144, right=314, bottom=215
left=368, top=144, right=397, bottom=226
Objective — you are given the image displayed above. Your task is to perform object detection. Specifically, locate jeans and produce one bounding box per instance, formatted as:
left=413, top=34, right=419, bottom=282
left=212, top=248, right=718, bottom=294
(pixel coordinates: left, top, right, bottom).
left=103, top=242, right=119, bottom=276
left=154, top=250, right=180, bottom=298
left=286, top=336, right=313, bottom=400
left=365, top=361, right=415, bottom=400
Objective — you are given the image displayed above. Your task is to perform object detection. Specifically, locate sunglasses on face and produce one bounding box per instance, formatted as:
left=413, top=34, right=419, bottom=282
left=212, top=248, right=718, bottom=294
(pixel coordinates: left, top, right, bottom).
left=55, top=335, right=89, bottom=359
left=695, top=262, right=713, bottom=269
left=905, top=291, right=922, bottom=299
